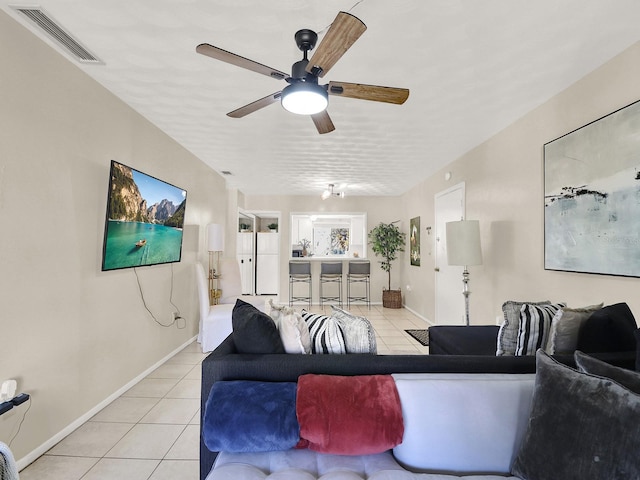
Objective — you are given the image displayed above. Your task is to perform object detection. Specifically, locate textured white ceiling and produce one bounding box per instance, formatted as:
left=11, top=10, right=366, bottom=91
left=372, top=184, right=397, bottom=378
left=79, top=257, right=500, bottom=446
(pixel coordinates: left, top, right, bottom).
left=4, top=0, right=640, bottom=196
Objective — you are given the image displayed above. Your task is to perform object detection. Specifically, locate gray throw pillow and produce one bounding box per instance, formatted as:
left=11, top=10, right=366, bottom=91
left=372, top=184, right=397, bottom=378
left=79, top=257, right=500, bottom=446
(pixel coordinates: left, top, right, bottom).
left=547, top=303, right=603, bottom=354
left=497, top=300, right=550, bottom=356
left=511, top=350, right=640, bottom=480
left=574, top=350, right=640, bottom=394
left=330, top=306, right=377, bottom=354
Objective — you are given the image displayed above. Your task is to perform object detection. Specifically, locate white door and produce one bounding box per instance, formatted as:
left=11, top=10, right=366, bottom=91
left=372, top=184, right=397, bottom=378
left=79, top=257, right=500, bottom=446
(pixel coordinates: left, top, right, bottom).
left=434, top=183, right=465, bottom=325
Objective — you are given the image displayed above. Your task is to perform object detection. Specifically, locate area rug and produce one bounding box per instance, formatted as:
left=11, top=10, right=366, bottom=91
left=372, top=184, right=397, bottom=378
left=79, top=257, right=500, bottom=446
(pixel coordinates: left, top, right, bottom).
left=405, top=329, right=429, bottom=346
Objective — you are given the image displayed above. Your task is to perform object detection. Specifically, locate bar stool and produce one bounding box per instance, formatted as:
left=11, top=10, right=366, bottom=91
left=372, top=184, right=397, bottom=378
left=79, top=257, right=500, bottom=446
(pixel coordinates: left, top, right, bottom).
left=289, top=260, right=312, bottom=309
left=347, top=260, right=370, bottom=308
left=319, top=261, right=343, bottom=307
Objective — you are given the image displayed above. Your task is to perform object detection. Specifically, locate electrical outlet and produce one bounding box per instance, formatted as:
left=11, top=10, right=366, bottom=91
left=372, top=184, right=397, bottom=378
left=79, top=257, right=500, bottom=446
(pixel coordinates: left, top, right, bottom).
left=0, top=379, right=17, bottom=402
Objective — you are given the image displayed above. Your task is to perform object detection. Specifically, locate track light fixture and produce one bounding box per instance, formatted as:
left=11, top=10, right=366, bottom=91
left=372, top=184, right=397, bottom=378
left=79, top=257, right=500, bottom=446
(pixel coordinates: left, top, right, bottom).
left=321, top=184, right=345, bottom=200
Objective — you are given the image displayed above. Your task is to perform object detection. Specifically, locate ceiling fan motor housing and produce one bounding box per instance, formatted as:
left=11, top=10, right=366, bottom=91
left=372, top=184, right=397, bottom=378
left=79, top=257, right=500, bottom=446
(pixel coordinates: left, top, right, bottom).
left=291, top=59, right=311, bottom=80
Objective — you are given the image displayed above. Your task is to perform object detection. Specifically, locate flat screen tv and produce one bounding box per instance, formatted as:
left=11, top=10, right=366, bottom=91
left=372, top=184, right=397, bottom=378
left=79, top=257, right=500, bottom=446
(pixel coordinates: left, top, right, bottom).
left=101, top=160, right=187, bottom=271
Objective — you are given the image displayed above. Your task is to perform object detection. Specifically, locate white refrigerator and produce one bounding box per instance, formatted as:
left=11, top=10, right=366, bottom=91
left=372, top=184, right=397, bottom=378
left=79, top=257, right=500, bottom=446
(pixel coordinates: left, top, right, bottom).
left=256, top=232, right=279, bottom=295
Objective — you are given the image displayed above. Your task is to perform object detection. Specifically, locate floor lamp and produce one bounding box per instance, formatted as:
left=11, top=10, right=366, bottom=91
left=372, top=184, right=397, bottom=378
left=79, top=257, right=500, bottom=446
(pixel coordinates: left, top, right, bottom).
left=446, top=220, right=482, bottom=325
left=207, top=223, right=224, bottom=305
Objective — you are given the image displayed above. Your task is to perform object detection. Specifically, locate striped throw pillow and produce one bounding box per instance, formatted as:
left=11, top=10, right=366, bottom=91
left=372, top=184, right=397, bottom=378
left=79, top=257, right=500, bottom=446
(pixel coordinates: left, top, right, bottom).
left=497, top=300, right=551, bottom=355
left=301, top=311, right=346, bottom=354
left=515, top=303, right=565, bottom=356
left=330, top=306, right=377, bottom=354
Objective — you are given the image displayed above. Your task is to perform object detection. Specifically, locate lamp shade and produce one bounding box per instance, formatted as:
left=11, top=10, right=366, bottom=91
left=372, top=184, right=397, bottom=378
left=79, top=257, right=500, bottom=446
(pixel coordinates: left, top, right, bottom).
left=446, top=220, right=482, bottom=266
left=207, top=223, right=224, bottom=252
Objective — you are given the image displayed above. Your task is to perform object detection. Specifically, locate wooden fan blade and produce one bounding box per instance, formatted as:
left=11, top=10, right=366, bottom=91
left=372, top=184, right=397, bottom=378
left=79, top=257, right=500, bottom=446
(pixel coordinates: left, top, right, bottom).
left=306, top=12, right=366, bottom=78
left=311, top=110, right=335, bottom=134
left=328, top=81, right=409, bottom=104
left=196, top=43, right=289, bottom=81
left=227, top=92, right=282, bottom=118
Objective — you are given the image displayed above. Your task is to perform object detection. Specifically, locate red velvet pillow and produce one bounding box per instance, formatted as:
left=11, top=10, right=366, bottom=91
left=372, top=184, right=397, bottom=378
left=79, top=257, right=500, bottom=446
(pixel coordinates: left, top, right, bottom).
left=296, top=374, right=404, bottom=455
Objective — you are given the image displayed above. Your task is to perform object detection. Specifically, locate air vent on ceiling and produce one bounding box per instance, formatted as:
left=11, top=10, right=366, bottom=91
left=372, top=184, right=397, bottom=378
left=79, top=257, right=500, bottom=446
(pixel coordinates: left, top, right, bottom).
left=221, top=171, right=233, bottom=176
left=12, top=6, right=102, bottom=64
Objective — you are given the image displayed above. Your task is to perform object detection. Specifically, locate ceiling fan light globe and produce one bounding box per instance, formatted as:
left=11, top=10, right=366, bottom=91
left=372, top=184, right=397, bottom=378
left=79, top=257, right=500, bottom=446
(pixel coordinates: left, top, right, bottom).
left=281, top=83, right=328, bottom=115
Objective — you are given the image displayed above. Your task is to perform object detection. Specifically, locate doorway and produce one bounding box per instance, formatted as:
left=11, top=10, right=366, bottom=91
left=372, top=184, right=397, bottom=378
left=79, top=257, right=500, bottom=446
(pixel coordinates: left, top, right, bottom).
left=434, top=183, right=465, bottom=325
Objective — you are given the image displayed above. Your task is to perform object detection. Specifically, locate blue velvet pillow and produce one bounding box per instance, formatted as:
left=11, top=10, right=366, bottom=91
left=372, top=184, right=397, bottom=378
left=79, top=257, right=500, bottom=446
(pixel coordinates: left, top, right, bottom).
left=203, top=380, right=300, bottom=453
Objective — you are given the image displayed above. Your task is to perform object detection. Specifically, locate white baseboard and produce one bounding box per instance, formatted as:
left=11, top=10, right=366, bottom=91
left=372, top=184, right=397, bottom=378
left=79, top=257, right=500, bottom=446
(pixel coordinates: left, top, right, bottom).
left=403, top=305, right=434, bottom=327
left=16, top=335, right=197, bottom=471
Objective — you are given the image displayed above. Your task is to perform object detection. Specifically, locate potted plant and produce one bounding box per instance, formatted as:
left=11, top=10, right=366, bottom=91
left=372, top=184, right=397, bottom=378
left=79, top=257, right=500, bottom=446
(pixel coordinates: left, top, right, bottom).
left=267, top=223, right=278, bottom=232
left=239, top=222, right=250, bottom=232
left=299, top=238, right=311, bottom=257
left=368, top=221, right=406, bottom=308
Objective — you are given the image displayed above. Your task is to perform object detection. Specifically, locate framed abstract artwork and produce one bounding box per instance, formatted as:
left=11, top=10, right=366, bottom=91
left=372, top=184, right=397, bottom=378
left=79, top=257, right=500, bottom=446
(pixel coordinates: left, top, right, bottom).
left=544, top=98, right=640, bottom=277
left=410, top=216, right=420, bottom=266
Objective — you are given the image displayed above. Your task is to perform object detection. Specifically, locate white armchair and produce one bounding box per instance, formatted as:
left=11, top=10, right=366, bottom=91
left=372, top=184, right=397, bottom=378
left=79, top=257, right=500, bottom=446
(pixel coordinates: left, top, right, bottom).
left=195, top=260, right=266, bottom=352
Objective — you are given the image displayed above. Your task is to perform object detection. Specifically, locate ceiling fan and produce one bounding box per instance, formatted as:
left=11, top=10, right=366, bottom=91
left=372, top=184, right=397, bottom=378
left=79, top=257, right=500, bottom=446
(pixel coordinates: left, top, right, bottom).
left=196, top=11, right=409, bottom=134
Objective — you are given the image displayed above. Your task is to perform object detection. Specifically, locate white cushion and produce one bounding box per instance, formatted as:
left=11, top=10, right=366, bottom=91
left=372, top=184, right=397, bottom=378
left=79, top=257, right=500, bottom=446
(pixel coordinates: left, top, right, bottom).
left=210, top=450, right=406, bottom=479
left=268, top=301, right=311, bottom=354
left=200, top=303, right=234, bottom=353
left=268, top=299, right=288, bottom=325
left=279, top=310, right=312, bottom=354
left=207, top=463, right=267, bottom=480
left=208, top=449, right=522, bottom=479
left=218, top=257, right=243, bottom=302
left=392, top=373, right=535, bottom=475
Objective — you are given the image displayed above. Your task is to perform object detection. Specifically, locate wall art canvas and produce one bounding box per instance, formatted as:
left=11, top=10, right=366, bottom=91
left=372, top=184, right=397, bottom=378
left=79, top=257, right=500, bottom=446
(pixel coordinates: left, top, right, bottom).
left=313, top=227, right=350, bottom=256
left=330, top=228, right=349, bottom=255
left=410, top=216, right=420, bottom=266
left=544, top=99, right=640, bottom=277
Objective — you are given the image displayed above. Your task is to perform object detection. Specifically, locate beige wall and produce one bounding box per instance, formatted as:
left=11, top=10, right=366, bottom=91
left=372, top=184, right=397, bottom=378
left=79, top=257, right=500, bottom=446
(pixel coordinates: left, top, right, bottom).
left=401, top=40, right=640, bottom=325
left=0, top=10, right=227, bottom=465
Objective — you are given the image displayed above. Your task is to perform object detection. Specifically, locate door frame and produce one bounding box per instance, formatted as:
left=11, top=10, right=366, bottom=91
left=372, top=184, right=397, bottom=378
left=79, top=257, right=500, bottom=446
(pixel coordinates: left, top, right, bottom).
left=434, top=182, right=465, bottom=325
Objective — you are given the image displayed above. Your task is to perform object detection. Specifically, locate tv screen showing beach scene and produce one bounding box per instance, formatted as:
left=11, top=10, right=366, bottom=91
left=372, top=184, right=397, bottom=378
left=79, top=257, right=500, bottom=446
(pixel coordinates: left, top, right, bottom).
left=101, top=160, right=187, bottom=271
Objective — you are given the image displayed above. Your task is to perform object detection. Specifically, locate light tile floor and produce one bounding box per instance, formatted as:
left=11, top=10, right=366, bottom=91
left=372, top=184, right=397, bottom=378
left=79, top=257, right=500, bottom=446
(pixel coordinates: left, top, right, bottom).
left=20, top=305, right=429, bottom=480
